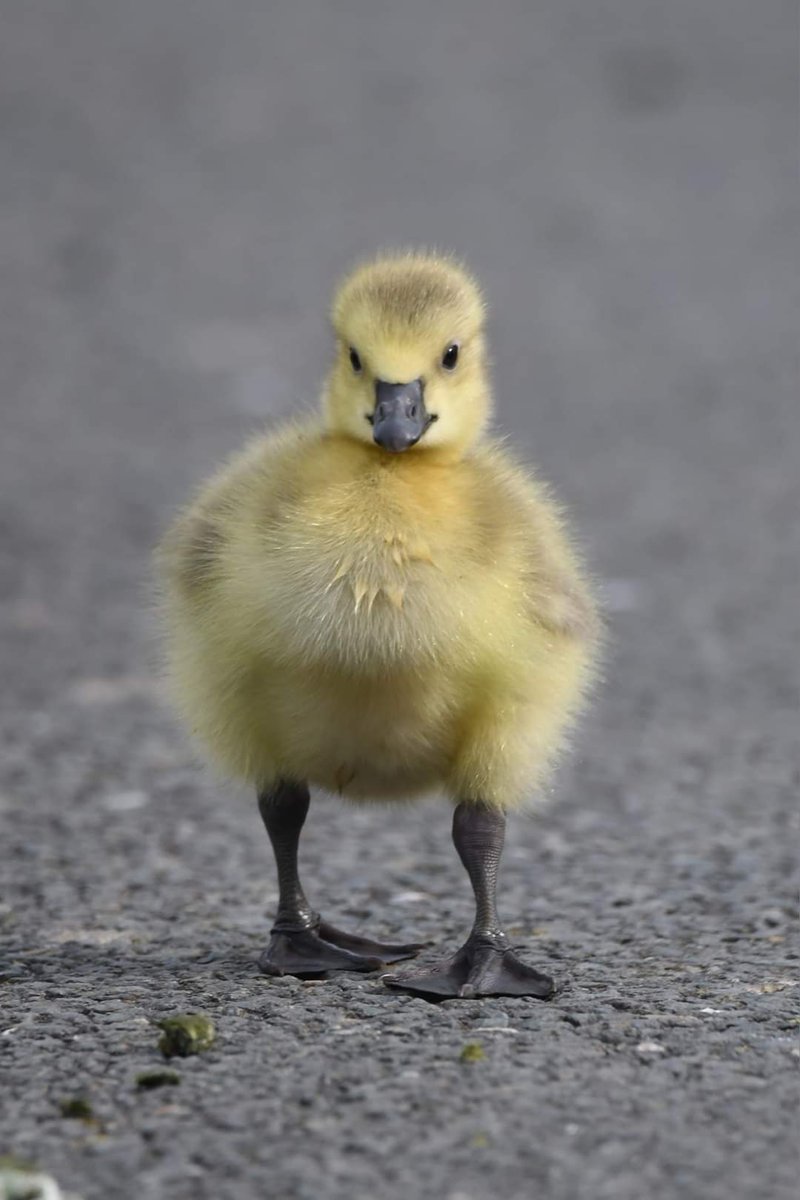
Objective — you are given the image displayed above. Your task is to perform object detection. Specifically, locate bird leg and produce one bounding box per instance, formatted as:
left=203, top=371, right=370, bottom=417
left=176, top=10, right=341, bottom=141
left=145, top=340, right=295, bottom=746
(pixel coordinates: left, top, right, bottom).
left=383, top=801, right=555, bottom=1000
left=257, top=780, right=424, bottom=978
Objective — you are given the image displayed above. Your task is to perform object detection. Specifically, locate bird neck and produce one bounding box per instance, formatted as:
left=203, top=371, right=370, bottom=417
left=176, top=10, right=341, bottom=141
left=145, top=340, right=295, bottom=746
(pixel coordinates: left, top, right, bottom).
left=326, top=432, right=476, bottom=471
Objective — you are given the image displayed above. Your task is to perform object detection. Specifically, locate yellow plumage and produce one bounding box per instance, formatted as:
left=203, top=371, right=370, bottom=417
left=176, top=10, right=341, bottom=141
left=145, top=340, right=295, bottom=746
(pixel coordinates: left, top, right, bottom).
left=157, top=252, right=601, bottom=811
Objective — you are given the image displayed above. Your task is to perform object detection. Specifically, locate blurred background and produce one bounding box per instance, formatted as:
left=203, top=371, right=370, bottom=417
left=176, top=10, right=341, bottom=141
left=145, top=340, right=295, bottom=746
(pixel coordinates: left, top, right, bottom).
left=1, top=0, right=796, bottom=704
left=1, top=2, right=797, bottom=1199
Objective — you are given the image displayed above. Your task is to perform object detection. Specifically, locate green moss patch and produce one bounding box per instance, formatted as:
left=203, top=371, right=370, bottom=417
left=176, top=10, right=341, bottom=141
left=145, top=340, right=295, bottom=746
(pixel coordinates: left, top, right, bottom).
left=156, top=1013, right=216, bottom=1058
left=58, top=1095, right=94, bottom=1120
left=459, top=1042, right=486, bottom=1063
left=135, top=1069, right=181, bottom=1089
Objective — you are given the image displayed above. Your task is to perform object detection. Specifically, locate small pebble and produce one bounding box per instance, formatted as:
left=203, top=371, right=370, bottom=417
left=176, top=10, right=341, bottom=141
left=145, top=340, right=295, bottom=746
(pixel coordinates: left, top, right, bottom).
left=636, top=1040, right=666, bottom=1055
left=101, top=790, right=150, bottom=813
left=474, top=1011, right=509, bottom=1028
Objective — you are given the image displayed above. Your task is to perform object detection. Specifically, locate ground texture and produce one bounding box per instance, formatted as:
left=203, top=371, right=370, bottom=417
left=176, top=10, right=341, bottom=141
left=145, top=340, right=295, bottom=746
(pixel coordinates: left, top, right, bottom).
left=1, top=2, right=798, bottom=1199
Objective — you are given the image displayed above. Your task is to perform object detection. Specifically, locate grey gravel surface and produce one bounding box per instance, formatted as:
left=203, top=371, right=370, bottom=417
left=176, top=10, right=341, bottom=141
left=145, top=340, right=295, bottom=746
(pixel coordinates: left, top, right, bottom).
left=1, top=3, right=798, bottom=1199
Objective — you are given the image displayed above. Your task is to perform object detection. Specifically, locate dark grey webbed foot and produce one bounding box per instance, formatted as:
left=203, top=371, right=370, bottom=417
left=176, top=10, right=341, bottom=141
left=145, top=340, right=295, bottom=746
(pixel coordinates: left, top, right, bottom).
left=257, top=782, right=424, bottom=980
left=259, top=921, right=423, bottom=979
left=382, top=934, right=554, bottom=1000
left=384, top=801, right=557, bottom=1000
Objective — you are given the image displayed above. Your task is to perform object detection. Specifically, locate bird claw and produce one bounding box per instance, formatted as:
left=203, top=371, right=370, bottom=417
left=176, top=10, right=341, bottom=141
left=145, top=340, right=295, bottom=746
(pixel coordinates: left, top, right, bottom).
left=382, top=936, right=555, bottom=1001
left=258, top=920, right=424, bottom=979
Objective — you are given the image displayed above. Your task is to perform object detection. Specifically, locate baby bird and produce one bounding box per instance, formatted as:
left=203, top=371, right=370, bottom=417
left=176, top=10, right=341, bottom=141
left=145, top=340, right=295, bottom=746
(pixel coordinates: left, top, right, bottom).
left=158, top=252, right=600, bottom=999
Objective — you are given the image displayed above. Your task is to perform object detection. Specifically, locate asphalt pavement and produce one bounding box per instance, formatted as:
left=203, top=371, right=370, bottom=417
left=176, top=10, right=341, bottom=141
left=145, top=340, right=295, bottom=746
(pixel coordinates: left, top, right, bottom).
left=1, top=3, right=798, bottom=1198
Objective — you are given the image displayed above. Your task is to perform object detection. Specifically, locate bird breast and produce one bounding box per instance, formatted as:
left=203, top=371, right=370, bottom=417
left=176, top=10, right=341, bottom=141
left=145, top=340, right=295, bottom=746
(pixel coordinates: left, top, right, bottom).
left=255, top=515, right=465, bottom=674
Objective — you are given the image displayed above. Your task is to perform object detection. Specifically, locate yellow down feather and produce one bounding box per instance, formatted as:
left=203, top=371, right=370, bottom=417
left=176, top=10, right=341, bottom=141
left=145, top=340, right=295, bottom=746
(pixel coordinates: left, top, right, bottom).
left=157, top=252, right=601, bottom=809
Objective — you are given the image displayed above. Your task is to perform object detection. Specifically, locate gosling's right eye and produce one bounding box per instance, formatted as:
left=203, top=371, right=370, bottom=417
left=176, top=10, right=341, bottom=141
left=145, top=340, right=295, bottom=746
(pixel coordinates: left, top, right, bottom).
left=349, top=347, right=362, bottom=373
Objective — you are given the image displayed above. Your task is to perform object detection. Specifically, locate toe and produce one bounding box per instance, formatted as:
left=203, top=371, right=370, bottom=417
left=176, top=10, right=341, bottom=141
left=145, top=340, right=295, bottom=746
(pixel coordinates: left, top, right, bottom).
left=317, top=921, right=426, bottom=963
left=383, top=942, right=555, bottom=1000
left=316, top=921, right=424, bottom=960
left=382, top=950, right=470, bottom=999
left=466, top=945, right=555, bottom=999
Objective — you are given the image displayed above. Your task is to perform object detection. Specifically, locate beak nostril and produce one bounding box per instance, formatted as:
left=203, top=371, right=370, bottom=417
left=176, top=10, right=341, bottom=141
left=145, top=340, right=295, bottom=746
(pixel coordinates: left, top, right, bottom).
left=408, top=403, right=418, bottom=419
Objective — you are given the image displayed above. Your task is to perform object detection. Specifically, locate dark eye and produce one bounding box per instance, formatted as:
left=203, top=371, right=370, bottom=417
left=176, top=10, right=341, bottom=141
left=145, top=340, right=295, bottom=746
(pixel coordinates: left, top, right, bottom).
left=349, top=347, right=362, bottom=373
left=442, top=343, right=459, bottom=370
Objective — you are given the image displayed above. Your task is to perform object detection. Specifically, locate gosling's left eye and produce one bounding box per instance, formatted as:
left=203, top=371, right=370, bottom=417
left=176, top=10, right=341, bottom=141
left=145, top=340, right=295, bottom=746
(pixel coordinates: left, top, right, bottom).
left=442, top=343, right=459, bottom=370
left=349, top=347, right=362, bottom=373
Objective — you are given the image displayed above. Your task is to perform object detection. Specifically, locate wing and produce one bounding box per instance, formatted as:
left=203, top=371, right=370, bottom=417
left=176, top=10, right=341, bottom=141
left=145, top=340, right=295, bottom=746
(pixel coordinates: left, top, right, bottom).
left=470, top=443, right=602, bottom=645
left=155, top=417, right=320, bottom=608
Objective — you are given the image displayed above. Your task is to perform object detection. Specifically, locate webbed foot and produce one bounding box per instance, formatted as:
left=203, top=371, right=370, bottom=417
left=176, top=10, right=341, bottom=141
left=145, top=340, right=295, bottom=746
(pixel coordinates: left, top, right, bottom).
left=382, top=934, right=555, bottom=1000
left=259, top=919, right=425, bottom=979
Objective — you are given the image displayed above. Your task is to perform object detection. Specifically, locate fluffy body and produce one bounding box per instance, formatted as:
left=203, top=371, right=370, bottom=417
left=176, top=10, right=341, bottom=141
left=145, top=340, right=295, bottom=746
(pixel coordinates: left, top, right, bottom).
left=158, top=253, right=600, bottom=810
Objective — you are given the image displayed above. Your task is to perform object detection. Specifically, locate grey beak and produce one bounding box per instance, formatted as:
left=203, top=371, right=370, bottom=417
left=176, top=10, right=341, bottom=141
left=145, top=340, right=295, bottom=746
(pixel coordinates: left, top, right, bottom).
left=372, top=379, right=428, bottom=453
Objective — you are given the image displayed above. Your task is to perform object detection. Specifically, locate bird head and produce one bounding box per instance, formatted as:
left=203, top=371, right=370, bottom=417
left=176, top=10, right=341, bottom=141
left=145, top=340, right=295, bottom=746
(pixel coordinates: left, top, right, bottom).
left=325, top=252, right=490, bottom=458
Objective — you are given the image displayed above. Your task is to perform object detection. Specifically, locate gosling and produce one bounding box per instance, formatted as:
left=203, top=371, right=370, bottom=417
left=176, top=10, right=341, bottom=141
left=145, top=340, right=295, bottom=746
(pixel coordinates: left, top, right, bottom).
left=157, top=252, right=601, bottom=999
